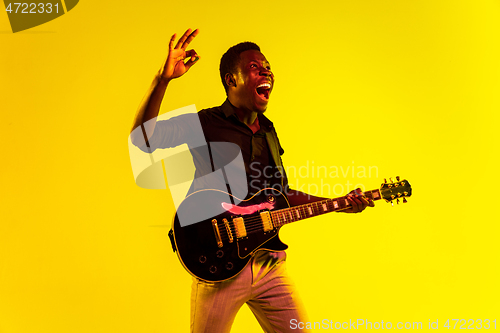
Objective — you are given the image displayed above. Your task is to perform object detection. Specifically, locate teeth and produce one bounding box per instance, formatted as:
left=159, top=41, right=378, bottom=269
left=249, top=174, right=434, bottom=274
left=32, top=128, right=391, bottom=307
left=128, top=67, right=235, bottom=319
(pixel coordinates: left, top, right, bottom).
left=257, top=83, right=271, bottom=89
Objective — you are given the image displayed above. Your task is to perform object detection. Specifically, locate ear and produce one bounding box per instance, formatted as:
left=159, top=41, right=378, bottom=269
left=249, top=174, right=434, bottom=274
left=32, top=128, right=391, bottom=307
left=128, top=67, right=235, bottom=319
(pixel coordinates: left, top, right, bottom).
left=225, top=73, right=236, bottom=88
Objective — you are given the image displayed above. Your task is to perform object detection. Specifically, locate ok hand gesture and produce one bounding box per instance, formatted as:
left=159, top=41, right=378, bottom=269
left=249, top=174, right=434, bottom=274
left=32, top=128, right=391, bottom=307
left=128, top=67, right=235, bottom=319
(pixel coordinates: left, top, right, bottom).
left=159, top=28, right=200, bottom=82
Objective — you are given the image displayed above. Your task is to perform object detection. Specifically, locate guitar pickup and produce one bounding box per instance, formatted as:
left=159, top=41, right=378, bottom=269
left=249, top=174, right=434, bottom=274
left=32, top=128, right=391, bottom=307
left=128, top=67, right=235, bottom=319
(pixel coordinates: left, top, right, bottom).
left=260, top=211, right=273, bottom=232
left=212, top=219, right=223, bottom=248
left=233, top=217, right=247, bottom=238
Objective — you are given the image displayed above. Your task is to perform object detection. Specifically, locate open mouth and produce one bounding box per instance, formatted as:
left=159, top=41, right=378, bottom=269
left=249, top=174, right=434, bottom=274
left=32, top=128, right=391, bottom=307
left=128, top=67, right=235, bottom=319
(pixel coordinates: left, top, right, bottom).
left=256, top=82, right=271, bottom=100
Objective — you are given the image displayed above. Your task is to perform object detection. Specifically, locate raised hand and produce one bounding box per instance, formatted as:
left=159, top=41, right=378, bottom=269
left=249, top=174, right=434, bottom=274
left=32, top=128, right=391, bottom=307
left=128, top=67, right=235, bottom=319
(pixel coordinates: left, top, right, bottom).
left=159, top=28, right=200, bottom=82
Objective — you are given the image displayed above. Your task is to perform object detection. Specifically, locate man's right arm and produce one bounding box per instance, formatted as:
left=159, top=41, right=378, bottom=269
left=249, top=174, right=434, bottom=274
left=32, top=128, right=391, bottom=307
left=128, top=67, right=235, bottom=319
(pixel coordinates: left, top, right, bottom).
left=130, top=29, right=200, bottom=147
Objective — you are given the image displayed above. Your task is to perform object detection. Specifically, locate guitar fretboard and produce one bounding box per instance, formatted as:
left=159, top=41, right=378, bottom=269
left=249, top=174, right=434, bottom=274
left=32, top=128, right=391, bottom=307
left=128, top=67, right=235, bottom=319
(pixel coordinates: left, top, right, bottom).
left=270, top=189, right=382, bottom=227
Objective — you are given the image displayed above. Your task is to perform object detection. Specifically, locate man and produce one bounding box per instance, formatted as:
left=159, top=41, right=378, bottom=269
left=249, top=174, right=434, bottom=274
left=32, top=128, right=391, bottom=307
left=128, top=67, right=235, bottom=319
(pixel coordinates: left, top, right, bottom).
left=131, top=29, right=373, bottom=333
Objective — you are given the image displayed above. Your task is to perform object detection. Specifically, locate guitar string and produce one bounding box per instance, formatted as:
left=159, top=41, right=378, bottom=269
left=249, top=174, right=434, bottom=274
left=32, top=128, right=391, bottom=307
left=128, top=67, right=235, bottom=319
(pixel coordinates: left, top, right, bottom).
left=218, top=211, right=327, bottom=241
left=220, top=195, right=352, bottom=237
left=216, top=188, right=378, bottom=233
left=214, top=190, right=381, bottom=241
left=220, top=209, right=336, bottom=240
left=220, top=189, right=384, bottom=239
left=216, top=199, right=346, bottom=241
left=216, top=205, right=311, bottom=240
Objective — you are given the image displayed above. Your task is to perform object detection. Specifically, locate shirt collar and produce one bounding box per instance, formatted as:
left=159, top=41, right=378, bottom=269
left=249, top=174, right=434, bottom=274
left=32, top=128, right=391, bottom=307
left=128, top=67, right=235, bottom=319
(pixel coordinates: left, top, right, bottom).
left=220, top=99, right=274, bottom=131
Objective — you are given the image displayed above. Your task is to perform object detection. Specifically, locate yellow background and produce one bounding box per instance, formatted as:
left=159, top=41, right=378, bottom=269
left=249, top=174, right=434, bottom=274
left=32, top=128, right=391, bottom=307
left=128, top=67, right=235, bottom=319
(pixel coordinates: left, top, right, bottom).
left=1, top=0, right=499, bottom=332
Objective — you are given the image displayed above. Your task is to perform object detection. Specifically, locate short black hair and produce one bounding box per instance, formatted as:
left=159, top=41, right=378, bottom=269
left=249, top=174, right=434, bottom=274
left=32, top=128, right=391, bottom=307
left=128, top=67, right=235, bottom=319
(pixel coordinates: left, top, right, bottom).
left=219, top=42, right=261, bottom=92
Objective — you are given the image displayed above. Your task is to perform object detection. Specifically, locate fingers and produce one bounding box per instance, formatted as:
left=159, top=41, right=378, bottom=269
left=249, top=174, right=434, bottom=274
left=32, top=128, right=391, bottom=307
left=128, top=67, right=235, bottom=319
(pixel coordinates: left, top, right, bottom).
left=174, top=29, right=190, bottom=49
left=174, top=28, right=199, bottom=50
left=169, top=33, right=176, bottom=51
left=185, top=49, right=199, bottom=61
left=353, top=188, right=363, bottom=196
left=365, top=196, right=375, bottom=207
left=346, top=188, right=374, bottom=213
left=347, top=194, right=364, bottom=213
left=182, top=29, right=199, bottom=49
left=183, top=49, right=200, bottom=70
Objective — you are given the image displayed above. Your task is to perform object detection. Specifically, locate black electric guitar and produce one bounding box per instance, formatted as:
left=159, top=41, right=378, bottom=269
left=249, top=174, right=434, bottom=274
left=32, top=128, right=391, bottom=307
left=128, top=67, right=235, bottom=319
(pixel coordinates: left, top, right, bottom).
left=171, top=177, right=412, bottom=282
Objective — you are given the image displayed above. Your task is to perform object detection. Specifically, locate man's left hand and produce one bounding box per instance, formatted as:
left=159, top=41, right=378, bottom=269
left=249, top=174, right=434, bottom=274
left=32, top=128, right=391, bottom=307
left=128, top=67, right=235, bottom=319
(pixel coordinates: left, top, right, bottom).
left=343, top=188, right=375, bottom=213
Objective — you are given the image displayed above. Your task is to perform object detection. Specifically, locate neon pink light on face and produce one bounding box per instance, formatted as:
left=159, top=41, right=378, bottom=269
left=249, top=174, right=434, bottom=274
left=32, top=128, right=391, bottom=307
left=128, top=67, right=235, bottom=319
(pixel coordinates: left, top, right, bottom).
left=221, top=202, right=275, bottom=215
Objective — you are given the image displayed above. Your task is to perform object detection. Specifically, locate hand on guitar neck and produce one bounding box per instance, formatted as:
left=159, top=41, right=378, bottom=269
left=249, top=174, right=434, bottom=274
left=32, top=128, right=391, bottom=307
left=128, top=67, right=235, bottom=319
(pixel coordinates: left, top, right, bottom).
left=286, top=188, right=374, bottom=213
left=344, top=188, right=375, bottom=213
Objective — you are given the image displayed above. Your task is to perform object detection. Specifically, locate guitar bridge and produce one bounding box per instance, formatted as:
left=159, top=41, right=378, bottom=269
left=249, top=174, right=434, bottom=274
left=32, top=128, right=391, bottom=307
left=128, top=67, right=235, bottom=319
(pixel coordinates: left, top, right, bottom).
left=260, top=211, right=273, bottom=231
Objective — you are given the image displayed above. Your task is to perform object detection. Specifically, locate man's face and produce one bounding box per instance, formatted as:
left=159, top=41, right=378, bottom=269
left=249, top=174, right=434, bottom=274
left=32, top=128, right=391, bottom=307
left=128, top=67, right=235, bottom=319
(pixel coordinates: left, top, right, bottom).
left=231, top=50, right=274, bottom=113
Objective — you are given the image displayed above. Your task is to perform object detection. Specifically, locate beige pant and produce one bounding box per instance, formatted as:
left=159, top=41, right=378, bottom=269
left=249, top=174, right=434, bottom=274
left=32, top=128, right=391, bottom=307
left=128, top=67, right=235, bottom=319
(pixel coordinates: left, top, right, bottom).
left=190, top=251, right=310, bottom=333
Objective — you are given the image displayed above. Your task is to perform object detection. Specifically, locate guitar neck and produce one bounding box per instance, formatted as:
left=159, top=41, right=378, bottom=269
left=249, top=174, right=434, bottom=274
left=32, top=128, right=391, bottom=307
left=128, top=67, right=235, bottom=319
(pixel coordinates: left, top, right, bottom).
left=271, top=189, right=382, bottom=227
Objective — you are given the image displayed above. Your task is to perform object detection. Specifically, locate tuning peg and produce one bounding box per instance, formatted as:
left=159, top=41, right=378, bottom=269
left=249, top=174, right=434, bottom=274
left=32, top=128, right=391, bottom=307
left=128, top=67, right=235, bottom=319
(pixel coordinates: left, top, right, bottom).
left=397, top=198, right=400, bottom=204
left=403, top=197, right=408, bottom=203
left=389, top=177, right=394, bottom=183
left=384, top=178, right=387, bottom=184
left=391, top=200, right=394, bottom=207
left=396, top=176, right=400, bottom=181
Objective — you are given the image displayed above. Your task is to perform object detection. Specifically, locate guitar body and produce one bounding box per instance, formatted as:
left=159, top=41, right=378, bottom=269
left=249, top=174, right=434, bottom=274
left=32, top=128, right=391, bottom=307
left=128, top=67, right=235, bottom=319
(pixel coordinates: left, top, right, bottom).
left=172, top=188, right=289, bottom=282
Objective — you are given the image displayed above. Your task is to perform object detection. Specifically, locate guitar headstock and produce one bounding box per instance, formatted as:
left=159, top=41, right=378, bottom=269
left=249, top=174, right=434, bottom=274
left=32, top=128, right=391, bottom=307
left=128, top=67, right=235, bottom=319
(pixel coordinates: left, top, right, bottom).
left=380, top=176, right=412, bottom=205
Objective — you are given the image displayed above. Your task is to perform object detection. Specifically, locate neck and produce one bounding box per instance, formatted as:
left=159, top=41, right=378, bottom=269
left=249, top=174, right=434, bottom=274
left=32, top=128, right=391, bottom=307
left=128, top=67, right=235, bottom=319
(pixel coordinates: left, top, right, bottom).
left=234, top=108, right=258, bottom=127
left=227, top=95, right=259, bottom=127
